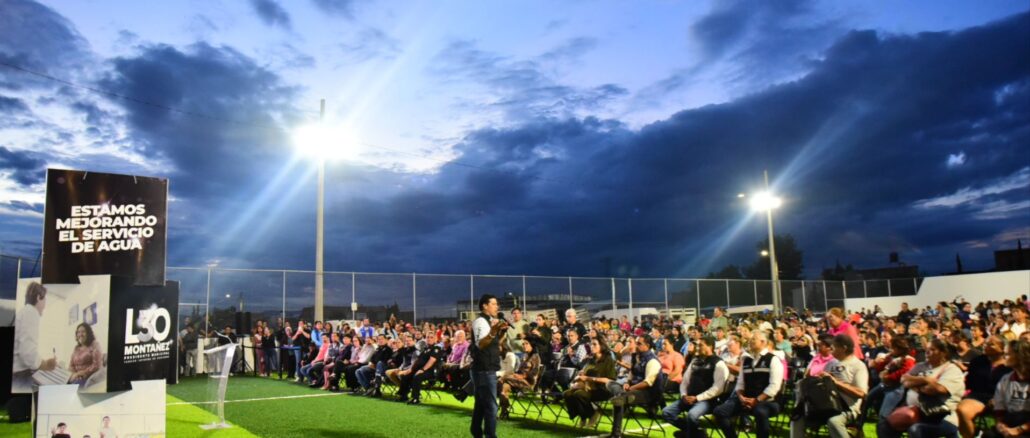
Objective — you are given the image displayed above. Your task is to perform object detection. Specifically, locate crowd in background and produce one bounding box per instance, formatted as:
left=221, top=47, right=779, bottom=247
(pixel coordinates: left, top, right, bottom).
left=176, top=295, right=1030, bottom=438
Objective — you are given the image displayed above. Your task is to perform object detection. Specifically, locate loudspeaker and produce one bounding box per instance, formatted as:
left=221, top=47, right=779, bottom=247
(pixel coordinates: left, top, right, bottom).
left=243, top=312, right=252, bottom=335
left=235, top=311, right=243, bottom=334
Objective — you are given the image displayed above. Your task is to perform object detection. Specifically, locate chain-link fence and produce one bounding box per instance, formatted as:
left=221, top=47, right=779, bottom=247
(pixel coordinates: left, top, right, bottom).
left=0, top=254, right=925, bottom=331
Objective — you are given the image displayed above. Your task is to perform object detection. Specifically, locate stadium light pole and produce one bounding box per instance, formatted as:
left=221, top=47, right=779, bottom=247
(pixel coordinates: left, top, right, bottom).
left=292, top=99, right=334, bottom=322
left=747, top=171, right=783, bottom=315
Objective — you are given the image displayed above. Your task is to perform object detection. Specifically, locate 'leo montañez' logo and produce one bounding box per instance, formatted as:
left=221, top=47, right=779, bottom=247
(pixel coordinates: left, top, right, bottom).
left=123, top=304, right=173, bottom=363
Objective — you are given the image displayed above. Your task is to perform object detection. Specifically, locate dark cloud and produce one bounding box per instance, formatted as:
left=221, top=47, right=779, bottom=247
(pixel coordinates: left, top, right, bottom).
left=249, top=0, right=292, bottom=29
left=0, top=0, right=91, bottom=89
left=431, top=40, right=627, bottom=120
left=328, top=12, right=1030, bottom=277
left=336, top=28, right=401, bottom=64
left=310, top=0, right=356, bottom=17
left=0, top=96, right=29, bottom=114
left=0, top=146, right=47, bottom=186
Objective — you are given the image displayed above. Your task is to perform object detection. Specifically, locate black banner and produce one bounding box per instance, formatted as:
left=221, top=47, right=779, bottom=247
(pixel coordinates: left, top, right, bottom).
left=42, top=168, right=168, bottom=286
left=106, top=276, right=179, bottom=391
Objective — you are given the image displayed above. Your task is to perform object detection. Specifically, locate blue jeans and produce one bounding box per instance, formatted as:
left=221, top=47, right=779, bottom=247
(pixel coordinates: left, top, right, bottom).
left=714, top=396, right=780, bottom=438
left=356, top=365, right=375, bottom=389
left=880, top=386, right=905, bottom=417
left=470, top=371, right=498, bottom=438
left=262, top=348, right=278, bottom=373
left=662, top=398, right=713, bottom=437
left=877, top=417, right=959, bottom=438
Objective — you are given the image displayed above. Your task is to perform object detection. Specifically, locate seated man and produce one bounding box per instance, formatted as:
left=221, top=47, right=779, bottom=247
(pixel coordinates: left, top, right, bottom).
left=790, top=334, right=868, bottom=438
left=397, top=332, right=444, bottom=404
left=713, top=331, right=784, bottom=438
left=557, top=329, right=590, bottom=390
left=663, top=336, right=729, bottom=438
left=386, top=335, right=418, bottom=387
left=356, top=335, right=392, bottom=396
left=610, top=335, right=664, bottom=438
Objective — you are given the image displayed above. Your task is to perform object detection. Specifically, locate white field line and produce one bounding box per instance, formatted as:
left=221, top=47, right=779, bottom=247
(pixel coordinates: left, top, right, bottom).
left=578, top=422, right=671, bottom=438
left=167, top=392, right=345, bottom=406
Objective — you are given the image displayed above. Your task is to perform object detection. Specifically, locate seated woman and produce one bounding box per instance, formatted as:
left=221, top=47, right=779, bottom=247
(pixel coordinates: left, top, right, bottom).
left=498, top=340, right=540, bottom=419
left=876, top=338, right=965, bottom=438
left=956, top=335, right=1010, bottom=438
left=563, top=337, right=616, bottom=428
left=981, top=339, right=1030, bottom=438
left=68, top=323, right=104, bottom=387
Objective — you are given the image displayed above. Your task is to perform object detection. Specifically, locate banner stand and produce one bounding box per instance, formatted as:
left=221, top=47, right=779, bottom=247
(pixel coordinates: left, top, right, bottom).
left=200, top=343, right=237, bottom=430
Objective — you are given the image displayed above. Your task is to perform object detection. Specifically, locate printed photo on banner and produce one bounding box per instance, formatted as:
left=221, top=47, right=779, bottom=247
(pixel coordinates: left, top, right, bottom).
left=12, top=276, right=110, bottom=394
left=36, top=379, right=166, bottom=438
left=42, top=168, right=168, bottom=286
left=106, top=276, right=180, bottom=391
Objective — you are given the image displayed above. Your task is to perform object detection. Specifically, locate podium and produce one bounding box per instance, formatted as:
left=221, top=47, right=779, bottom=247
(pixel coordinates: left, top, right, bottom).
left=200, top=343, right=236, bottom=430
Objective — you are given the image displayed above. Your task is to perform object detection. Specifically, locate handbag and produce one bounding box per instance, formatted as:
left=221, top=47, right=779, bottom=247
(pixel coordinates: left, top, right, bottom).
left=887, top=405, right=921, bottom=431
left=888, top=364, right=952, bottom=431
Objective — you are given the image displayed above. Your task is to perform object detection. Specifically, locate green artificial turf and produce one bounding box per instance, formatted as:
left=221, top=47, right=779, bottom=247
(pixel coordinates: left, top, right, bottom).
left=1, top=376, right=887, bottom=437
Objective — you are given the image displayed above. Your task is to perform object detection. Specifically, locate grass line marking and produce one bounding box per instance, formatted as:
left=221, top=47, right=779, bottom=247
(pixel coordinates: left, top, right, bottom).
left=167, top=392, right=345, bottom=406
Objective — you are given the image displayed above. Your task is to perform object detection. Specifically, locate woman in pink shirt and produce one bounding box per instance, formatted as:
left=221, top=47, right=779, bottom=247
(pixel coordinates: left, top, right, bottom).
left=68, top=323, right=103, bottom=387
left=805, top=334, right=835, bottom=376
left=826, top=307, right=864, bottom=360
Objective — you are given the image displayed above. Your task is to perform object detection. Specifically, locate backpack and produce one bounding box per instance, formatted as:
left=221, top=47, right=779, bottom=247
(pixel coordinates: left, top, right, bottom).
left=796, top=375, right=847, bottom=420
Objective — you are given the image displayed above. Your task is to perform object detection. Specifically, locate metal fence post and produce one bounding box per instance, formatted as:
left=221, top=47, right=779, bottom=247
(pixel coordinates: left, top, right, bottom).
left=282, top=271, right=287, bottom=323
left=887, top=279, right=893, bottom=297
left=696, top=279, right=701, bottom=312
left=521, top=275, right=527, bottom=313
left=913, top=278, right=918, bottom=294
left=412, top=273, right=417, bottom=326
left=725, top=279, right=730, bottom=309
left=664, top=278, right=670, bottom=318
left=351, top=272, right=356, bottom=320
left=800, top=281, right=806, bottom=310
left=822, top=282, right=829, bottom=310
left=611, top=278, right=616, bottom=313
left=205, top=267, right=212, bottom=337
left=753, top=280, right=758, bottom=305
left=568, top=276, right=573, bottom=308
left=469, top=275, right=474, bottom=318
left=863, top=280, right=868, bottom=298
left=628, top=278, right=634, bottom=314
left=842, top=280, right=848, bottom=300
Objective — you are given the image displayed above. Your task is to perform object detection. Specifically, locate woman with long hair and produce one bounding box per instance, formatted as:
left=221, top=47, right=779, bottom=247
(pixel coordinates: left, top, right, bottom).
left=68, top=323, right=103, bottom=387
left=498, top=339, right=540, bottom=419
left=563, top=336, right=616, bottom=428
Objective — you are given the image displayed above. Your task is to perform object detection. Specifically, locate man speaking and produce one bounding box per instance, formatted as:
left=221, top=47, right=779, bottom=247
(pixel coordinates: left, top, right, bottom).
left=470, top=294, right=508, bottom=438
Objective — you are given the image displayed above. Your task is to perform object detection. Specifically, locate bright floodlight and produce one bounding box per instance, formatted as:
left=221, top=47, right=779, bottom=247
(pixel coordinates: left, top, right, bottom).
left=749, top=191, right=782, bottom=212
left=760, top=250, right=769, bottom=257
left=292, top=124, right=356, bottom=161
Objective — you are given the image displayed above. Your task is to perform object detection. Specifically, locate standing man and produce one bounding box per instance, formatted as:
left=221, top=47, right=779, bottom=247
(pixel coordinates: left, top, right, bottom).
left=470, top=294, right=508, bottom=438
left=506, top=307, right=529, bottom=353
left=709, top=307, right=729, bottom=333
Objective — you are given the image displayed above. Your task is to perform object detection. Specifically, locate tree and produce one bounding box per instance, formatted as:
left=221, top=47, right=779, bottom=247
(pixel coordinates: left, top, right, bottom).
left=821, top=260, right=856, bottom=280
left=745, top=234, right=804, bottom=280
left=707, top=264, right=744, bottom=279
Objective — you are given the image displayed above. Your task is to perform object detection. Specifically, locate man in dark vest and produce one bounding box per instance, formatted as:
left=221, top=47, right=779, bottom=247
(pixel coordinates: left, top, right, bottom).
left=713, top=331, right=784, bottom=438
left=610, top=334, right=664, bottom=438
left=470, top=294, right=508, bottom=438
left=663, top=336, right=729, bottom=438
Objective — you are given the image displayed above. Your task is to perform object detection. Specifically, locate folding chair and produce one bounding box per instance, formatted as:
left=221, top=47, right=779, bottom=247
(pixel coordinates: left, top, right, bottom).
left=510, top=366, right=546, bottom=419
left=622, top=372, right=669, bottom=437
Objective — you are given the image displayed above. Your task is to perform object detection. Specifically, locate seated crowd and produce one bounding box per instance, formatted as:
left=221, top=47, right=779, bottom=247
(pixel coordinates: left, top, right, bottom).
left=180, top=296, right=1030, bottom=438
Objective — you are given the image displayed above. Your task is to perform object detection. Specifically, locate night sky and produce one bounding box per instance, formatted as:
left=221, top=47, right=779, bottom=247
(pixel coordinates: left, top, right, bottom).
left=1, top=0, right=1028, bottom=279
